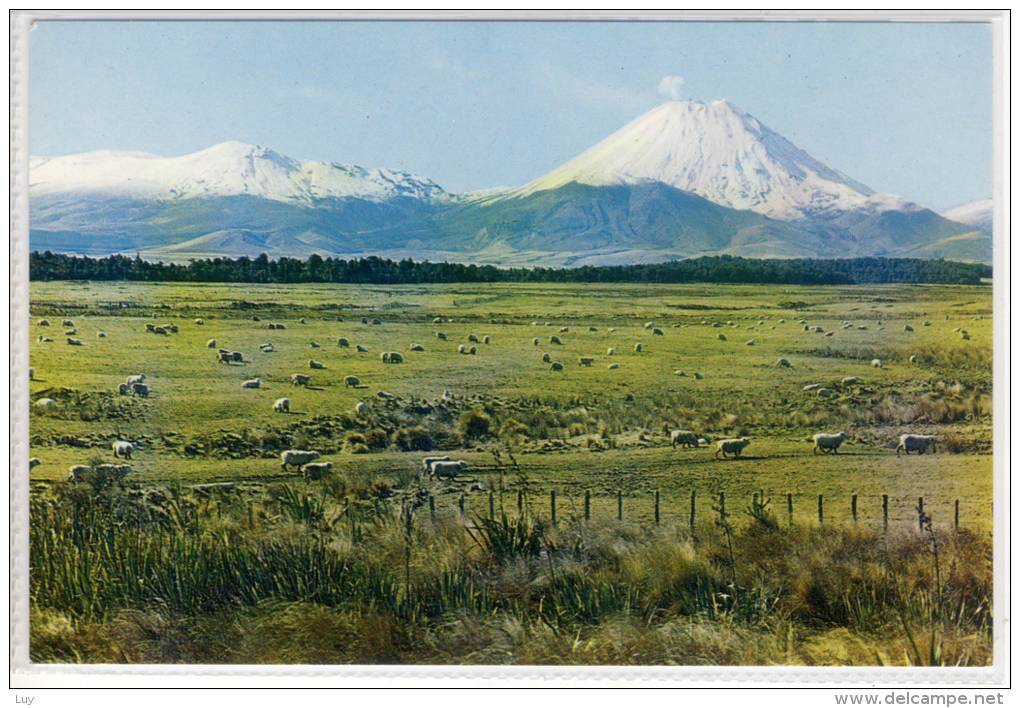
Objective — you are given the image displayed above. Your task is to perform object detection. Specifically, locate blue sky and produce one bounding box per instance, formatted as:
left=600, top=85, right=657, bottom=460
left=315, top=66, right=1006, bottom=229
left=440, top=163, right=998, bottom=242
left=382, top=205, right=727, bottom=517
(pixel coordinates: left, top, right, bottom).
left=30, top=20, right=993, bottom=209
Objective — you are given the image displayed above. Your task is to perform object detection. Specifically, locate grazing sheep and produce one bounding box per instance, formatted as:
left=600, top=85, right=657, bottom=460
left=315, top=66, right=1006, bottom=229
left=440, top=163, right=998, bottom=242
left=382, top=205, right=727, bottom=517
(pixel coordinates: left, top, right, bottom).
left=923, top=321, right=932, bottom=327
left=482, top=335, right=491, bottom=344
left=97, top=330, right=106, bottom=338
left=371, top=318, right=382, bottom=326
left=344, top=375, right=361, bottom=388
left=337, top=337, right=350, bottom=348
left=280, top=449, right=321, bottom=471
left=896, top=434, right=936, bottom=457
left=607, top=347, right=616, bottom=355
left=112, top=440, right=134, bottom=459
left=871, top=359, right=883, bottom=368
left=38, top=319, right=50, bottom=326
left=468, top=334, right=479, bottom=343
left=960, top=332, right=971, bottom=341
left=745, top=339, right=756, bottom=346
left=302, top=461, right=333, bottom=481
left=388, top=352, right=405, bottom=363
left=253, top=316, right=261, bottom=322
left=37, top=336, right=53, bottom=343
left=34, top=398, right=56, bottom=411
left=422, top=456, right=451, bottom=476
left=299, top=317, right=307, bottom=325
left=840, top=376, right=860, bottom=386
left=633, top=343, right=643, bottom=352
left=67, top=465, right=91, bottom=482
left=458, top=344, right=468, bottom=354
left=241, top=378, right=262, bottom=389
left=436, top=332, right=448, bottom=340
left=432, top=460, right=469, bottom=480
left=717, top=333, right=727, bottom=341
left=129, top=375, right=149, bottom=387
left=776, top=357, right=791, bottom=367
left=62, top=319, right=74, bottom=327
left=909, top=354, right=918, bottom=364
left=309, top=359, right=325, bottom=369
left=904, top=324, right=914, bottom=332
left=218, top=351, right=234, bottom=364
left=715, top=438, right=751, bottom=459
left=550, top=335, right=562, bottom=345
left=670, top=429, right=699, bottom=449
left=550, top=361, right=564, bottom=371
left=825, top=331, right=835, bottom=337
left=813, top=431, right=850, bottom=455
left=195, top=318, right=204, bottom=325
left=578, top=356, right=594, bottom=367
left=231, top=351, right=244, bottom=363
left=273, top=398, right=291, bottom=413
left=589, top=326, right=598, bottom=332
left=533, top=337, right=540, bottom=346
left=608, top=327, right=617, bottom=333
left=467, top=347, right=477, bottom=356
left=693, top=372, right=705, bottom=380
left=803, top=383, right=821, bottom=391
left=608, top=363, right=620, bottom=369
left=674, top=370, right=687, bottom=377
left=356, top=344, right=369, bottom=352
left=259, top=343, right=275, bottom=353
left=652, top=328, right=664, bottom=336
left=541, top=352, right=551, bottom=363
left=816, top=388, right=834, bottom=398
left=131, top=382, right=149, bottom=397
left=310, top=341, right=321, bottom=348
left=410, top=343, right=425, bottom=351
left=151, top=327, right=167, bottom=336
left=207, top=339, right=217, bottom=348
left=644, top=321, right=654, bottom=329
left=291, top=373, right=311, bottom=387
left=354, top=401, right=367, bottom=415
left=66, top=337, right=83, bottom=346
left=559, top=327, right=569, bottom=333
left=118, top=383, right=130, bottom=395
left=433, top=317, right=444, bottom=324
left=29, top=457, right=41, bottom=470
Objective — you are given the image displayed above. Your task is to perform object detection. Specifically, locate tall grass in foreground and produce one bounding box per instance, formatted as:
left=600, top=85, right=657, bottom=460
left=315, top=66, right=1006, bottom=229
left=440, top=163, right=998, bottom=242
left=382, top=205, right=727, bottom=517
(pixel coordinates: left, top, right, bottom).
left=30, top=481, right=992, bottom=666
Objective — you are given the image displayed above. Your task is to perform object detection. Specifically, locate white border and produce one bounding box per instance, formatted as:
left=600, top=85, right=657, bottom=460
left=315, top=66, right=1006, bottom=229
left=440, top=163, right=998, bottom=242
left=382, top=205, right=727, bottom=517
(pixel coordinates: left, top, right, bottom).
left=8, top=9, right=1011, bottom=688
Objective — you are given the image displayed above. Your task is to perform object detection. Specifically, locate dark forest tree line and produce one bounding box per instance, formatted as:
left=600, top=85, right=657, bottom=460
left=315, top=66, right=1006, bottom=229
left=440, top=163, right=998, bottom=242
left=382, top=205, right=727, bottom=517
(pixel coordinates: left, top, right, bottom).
left=29, top=251, right=992, bottom=286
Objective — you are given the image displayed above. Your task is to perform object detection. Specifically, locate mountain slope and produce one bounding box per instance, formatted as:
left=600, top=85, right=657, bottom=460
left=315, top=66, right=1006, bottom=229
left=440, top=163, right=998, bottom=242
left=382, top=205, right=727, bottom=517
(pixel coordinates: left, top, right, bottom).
left=942, top=199, right=993, bottom=234
left=29, top=103, right=989, bottom=264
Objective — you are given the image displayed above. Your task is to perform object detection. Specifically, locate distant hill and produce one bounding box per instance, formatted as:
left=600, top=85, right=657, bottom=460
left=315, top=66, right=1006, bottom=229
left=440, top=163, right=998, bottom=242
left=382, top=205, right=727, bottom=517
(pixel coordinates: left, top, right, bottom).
left=29, top=102, right=991, bottom=264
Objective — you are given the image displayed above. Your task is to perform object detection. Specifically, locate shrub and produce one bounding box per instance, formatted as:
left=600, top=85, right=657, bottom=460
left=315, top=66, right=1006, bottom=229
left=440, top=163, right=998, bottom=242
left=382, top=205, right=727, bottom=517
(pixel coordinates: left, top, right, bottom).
left=458, top=410, right=491, bottom=442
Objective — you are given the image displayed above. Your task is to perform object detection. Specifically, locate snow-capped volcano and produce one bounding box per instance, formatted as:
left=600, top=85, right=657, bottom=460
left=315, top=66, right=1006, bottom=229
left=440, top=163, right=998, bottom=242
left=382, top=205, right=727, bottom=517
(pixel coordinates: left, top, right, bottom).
left=516, top=100, right=902, bottom=220
left=29, top=141, right=450, bottom=204
left=942, top=199, right=993, bottom=234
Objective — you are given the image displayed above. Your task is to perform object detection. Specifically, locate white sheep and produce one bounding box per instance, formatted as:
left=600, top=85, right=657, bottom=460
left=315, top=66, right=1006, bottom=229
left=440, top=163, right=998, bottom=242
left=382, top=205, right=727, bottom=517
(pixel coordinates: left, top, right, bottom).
left=207, top=339, right=217, bottom=348
left=633, top=343, right=643, bottom=352
left=670, top=429, right=699, bottom=449
left=112, top=440, right=134, bottom=459
left=344, top=375, right=361, bottom=388
left=608, top=363, right=620, bottom=369
left=338, top=337, right=351, bottom=348
left=410, top=343, right=425, bottom=352
left=432, top=460, right=468, bottom=480
left=871, top=359, right=883, bottom=368
left=458, top=344, right=468, bottom=354
left=776, top=357, right=791, bottom=367
left=280, top=449, right=321, bottom=471
left=273, top=398, right=291, bottom=413
left=309, top=359, right=326, bottom=369
left=291, top=373, right=311, bottom=387
left=812, top=431, right=850, bottom=455
left=126, top=374, right=146, bottom=386
left=896, top=434, right=936, bottom=457
left=717, top=333, right=727, bottom=341
left=302, top=461, right=333, bottom=481
left=715, top=438, right=751, bottom=459
left=578, top=356, right=594, bottom=367
left=550, top=361, right=564, bottom=371
left=421, top=456, right=451, bottom=475
left=241, top=378, right=261, bottom=389
left=34, top=398, right=56, bottom=411
left=607, top=347, right=616, bottom=355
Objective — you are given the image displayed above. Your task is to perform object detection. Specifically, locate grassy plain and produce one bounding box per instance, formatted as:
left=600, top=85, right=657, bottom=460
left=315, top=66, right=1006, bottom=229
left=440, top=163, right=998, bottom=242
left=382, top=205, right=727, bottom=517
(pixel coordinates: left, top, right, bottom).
left=27, top=280, right=994, bottom=665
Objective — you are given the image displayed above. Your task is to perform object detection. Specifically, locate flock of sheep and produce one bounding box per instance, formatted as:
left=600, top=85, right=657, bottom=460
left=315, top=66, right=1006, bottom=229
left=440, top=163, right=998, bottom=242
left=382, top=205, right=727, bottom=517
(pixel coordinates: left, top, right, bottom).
left=34, top=308, right=954, bottom=485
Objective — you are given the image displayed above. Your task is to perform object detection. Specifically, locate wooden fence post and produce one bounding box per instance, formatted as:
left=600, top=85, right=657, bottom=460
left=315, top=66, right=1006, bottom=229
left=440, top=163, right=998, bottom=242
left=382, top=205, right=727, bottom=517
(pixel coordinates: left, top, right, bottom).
left=719, top=491, right=726, bottom=523
left=882, top=494, right=889, bottom=530
left=689, top=489, right=696, bottom=532
left=787, top=493, right=793, bottom=526
left=955, top=499, right=960, bottom=531
left=584, top=491, right=591, bottom=525
left=488, top=491, right=495, bottom=518
left=817, top=494, right=824, bottom=527
left=617, top=490, right=623, bottom=521
left=917, top=497, right=925, bottom=530
left=458, top=494, right=465, bottom=519
left=517, top=490, right=524, bottom=516
left=551, top=490, right=557, bottom=527
left=654, top=490, right=661, bottom=526
left=851, top=494, right=858, bottom=523
left=429, top=493, right=435, bottom=521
